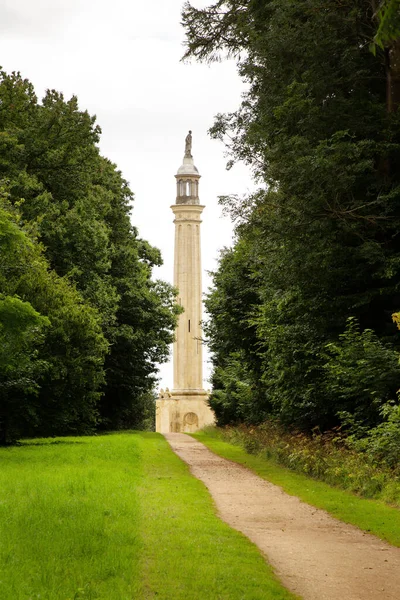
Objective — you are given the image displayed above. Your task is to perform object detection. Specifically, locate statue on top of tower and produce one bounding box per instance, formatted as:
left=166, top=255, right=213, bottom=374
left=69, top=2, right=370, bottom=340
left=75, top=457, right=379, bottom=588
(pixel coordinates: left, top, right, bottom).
left=184, top=130, right=192, bottom=158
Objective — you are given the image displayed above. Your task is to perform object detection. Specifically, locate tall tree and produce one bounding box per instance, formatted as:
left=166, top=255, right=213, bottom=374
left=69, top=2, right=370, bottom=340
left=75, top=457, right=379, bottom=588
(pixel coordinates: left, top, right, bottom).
left=372, top=0, right=400, bottom=111
left=0, top=69, right=180, bottom=435
left=184, top=0, right=400, bottom=429
left=0, top=195, right=108, bottom=443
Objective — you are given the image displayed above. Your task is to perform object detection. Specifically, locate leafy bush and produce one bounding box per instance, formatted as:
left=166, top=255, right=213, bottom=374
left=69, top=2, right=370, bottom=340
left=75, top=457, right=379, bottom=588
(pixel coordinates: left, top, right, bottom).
left=349, top=402, right=400, bottom=469
left=208, top=351, right=264, bottom=425
left=323, top=318, right=400, bottom=427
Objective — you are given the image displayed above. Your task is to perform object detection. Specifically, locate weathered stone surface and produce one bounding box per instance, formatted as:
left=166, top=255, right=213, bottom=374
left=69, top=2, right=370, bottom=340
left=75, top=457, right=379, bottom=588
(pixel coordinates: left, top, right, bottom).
left=156, top=397, right=214, bottom=433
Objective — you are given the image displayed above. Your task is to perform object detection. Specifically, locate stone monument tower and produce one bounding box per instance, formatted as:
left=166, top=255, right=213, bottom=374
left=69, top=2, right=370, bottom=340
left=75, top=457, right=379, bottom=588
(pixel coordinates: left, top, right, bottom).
left=155, top=132, right=215, bottom=433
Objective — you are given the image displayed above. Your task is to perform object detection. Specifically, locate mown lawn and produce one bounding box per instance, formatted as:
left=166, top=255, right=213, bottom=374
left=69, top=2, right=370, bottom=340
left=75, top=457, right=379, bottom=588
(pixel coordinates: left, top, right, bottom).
left=0, top=432, right=297, bottom=600
left=192, top=430, right=400, bottom=548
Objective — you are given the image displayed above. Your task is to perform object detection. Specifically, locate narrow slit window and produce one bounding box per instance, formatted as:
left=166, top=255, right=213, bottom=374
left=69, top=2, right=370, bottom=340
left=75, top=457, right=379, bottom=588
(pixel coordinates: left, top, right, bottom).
left=188, top=319, right=191, bottom=332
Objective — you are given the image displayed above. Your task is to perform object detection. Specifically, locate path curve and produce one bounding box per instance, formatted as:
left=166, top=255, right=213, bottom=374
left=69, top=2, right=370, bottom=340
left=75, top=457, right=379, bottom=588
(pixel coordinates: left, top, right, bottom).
left=165, top=433, right=400, bottom=600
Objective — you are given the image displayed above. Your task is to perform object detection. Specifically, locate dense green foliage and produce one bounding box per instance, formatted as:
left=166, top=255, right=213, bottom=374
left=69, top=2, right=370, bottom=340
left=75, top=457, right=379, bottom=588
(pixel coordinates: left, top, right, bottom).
left=0, top=70, right=180, bottom=442
left=0, top=433, right=296, bottom=599
left=0, top=199, right=107, bottom=442
left=373, top=0, right=400, bottom=51
left=182, top=0, right=400, bottom=437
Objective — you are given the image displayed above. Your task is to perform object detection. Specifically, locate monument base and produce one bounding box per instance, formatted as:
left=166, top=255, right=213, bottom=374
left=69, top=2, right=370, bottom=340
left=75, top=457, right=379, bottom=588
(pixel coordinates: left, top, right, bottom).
left=155, top=391, right=215, bottom=433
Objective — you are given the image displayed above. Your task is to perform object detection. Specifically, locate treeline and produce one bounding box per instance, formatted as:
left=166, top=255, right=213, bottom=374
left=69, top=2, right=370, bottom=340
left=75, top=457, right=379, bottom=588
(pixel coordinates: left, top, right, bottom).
left=0, top=70, right=180, bottom=444
left=183, top=1, right=400, bottom=436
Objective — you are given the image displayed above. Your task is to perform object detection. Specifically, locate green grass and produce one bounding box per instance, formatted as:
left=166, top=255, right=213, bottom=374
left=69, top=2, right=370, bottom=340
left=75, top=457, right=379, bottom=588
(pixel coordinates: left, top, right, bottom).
left=192, top=430, right=400, bottom=548
left=0, top=432, right=297, bottom=600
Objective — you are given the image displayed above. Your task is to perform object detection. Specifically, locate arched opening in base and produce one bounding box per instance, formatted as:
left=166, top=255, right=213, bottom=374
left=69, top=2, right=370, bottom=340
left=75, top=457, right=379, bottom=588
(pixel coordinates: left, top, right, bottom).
left=183, top=412, right=199, bottom=433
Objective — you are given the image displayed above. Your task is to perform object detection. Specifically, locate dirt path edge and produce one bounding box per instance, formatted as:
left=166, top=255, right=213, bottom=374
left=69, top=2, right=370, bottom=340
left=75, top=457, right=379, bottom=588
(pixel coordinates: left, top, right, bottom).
left=165, top=432, right=400, bottom=600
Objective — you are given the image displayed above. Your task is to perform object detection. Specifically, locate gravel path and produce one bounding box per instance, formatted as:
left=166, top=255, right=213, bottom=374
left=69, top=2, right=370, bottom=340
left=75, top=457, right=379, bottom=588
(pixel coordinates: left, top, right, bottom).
left=165, top=432, right=400, bottom=600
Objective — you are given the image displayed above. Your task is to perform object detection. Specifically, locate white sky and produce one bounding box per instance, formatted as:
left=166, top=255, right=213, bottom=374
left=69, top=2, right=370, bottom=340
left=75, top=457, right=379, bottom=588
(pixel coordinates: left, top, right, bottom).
left=0, top=0, right=254, bottom=388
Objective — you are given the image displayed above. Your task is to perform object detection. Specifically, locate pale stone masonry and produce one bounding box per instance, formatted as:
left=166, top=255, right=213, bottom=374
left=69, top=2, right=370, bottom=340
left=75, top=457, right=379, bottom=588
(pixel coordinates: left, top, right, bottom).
left=155, top=133, right=215, bottom=433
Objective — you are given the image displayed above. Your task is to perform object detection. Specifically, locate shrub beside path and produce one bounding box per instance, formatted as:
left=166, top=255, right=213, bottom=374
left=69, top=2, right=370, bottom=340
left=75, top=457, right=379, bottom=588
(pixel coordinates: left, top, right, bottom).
left=165, top=433, right=400, bottom=600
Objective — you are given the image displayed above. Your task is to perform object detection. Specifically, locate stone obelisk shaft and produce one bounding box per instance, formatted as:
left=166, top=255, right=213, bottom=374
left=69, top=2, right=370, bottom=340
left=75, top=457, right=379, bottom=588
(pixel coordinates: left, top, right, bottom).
left=172, top=204, right=204, bottom=393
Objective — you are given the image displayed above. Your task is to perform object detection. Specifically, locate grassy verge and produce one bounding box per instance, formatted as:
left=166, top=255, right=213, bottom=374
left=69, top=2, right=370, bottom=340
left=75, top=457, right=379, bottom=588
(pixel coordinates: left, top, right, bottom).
left=0, top=432, right=297, bottom=600
left=138, top=433, right=297, bottom=599
left=0, top=434, right=143, bottom=600
left=192, top=429, right=400, bottom=548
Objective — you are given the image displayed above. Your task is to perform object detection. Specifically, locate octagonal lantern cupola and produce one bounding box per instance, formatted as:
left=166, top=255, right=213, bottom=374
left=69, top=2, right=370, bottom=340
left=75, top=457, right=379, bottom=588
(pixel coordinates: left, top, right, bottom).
left=175, top=130, right=201, bottom=205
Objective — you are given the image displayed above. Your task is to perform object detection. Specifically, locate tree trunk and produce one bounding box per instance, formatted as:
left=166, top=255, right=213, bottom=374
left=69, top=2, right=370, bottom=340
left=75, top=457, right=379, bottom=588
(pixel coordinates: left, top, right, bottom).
left=0, top=402, right=8, bottom=445
left=0, top=418, right=7, bottom=445
left=386, top=40, right=400, bottom=113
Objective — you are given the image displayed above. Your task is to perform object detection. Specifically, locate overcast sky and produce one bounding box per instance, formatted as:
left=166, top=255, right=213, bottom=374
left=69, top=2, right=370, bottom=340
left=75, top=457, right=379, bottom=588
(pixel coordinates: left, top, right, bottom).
left=0, top=0, right=254, bottom=388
